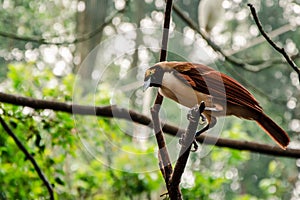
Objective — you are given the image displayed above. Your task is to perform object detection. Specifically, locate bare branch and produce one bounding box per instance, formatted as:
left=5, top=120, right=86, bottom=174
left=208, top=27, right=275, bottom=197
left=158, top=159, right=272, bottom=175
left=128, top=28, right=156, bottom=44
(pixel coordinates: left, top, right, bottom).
left=151, top=104, right=173, bottom=181
left=170, top=104, right=203, bottom=199
left=172, top=4, right=297, bottom=73
left=0, top=115, right=54, bottom=200
left=172, top=4, right=246, bottom=68
left=152, top=0, right=174, bottom=197
left=247, top=3, right=300, bottom=82
left=0, top=92, right=300, bottom=158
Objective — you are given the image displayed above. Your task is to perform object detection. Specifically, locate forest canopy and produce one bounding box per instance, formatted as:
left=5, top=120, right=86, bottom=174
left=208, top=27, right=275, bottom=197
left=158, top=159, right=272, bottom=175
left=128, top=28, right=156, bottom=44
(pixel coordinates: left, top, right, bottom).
left=0, top=0, right=300, bottom=199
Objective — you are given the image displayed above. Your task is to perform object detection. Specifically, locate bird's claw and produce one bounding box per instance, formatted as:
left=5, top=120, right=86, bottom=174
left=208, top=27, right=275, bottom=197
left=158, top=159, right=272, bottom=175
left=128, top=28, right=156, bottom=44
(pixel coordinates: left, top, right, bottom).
left=191, top=139, right=198, bottom=152
left=179, top=136, right=199, bottom=152
left=199, top=114, right=207, bottom=125
left=187, top=111, right=197, bottom=123
left=179, top=137, right=183, bottom=145
left=187, top=101, right=206, bottom=122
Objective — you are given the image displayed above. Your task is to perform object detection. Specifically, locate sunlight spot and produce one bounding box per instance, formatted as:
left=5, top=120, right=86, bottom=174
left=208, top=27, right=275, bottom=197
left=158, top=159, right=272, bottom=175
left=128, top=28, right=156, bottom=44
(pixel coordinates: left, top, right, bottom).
left=11, top=48, right=24, bottom=61
left=59, top=47, right=73, bottom=63
left=151, top=11, right=164, bottom=23
left=225, top=170, right=233, bottom=179
left=112, top=16, right=121, bottom=26
left=25, top=49, right=39, bottom=62
left=22, top=107, right=34, bottom=115
left=114, top=0, right=125, bottom=10
left=104, top=26, right=115, bottom=36
left=138, top=47, right=150, bottom=62
left=236, top=9, right=247, bottom=21
left=77, top=1, right=85, bottom=12
left=53, top=60, right=66, bottom=76
left=293, top=4, right=300, bottom=14
left=268, top=186, right=277, bottom=194
left=181, top=170, right=195, bottom=188
left=290, top=72, right=300, bottom=86
left=155, top=0, right=164, bottom=9
left=296, top=159, right=300, bottom=167
left=230, top=181, right=240, bottom=191
left=285, top=39, right=297, bottom=54
left=290, top=119, right=300, bottom=132
left=42, top=46, right=58, bottom=64
left=249, top=25, right=259, bottom=36
left=287, top=98, right=297, bottom=109
left=3, top=0, right=10, bottom=9
left=183, top=27, right=195, bottom=46
left=119, top=22, right=135, bottom=33
left=223, top=0, right=232, bottom=9
left=140, top=17, right=155, bottom=29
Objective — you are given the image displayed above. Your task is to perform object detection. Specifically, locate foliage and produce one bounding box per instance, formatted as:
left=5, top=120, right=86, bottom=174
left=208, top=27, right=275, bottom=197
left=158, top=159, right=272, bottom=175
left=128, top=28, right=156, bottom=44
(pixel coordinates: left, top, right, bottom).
left=0, top=0, right=300, bottom=199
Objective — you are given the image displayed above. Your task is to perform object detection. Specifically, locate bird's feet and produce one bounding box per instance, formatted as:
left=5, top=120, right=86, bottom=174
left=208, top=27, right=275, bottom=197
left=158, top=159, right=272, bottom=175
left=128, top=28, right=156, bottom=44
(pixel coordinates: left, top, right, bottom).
left=180, top=102, right=206, bottom=152
left=179, top=131, right=199, bottom=152
left=187, top=101, right=206, bottom=122
left=191, top=139, right=198, bottom=152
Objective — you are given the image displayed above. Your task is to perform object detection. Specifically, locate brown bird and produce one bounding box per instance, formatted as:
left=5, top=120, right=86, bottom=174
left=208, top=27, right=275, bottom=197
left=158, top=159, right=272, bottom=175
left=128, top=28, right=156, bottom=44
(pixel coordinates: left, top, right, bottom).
left=143, top=61, right=290, bottom=149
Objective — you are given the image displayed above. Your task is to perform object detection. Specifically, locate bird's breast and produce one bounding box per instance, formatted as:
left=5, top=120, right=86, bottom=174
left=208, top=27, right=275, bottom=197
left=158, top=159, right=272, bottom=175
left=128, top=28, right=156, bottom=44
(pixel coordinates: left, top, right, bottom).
left=158, top=72, right=213, bottom=108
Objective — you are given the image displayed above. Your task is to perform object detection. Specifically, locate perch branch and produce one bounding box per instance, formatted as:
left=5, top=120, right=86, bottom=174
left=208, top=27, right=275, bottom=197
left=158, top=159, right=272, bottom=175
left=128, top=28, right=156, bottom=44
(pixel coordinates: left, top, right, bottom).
left=1, top=92, right=300, bottom=158
left=0, top=115, right=54, bottom=200
left=169, top=103, right=203, bottom=199
left=248, top=3, right=300, bottom=82
left=151, top=0, right=174, bottom=194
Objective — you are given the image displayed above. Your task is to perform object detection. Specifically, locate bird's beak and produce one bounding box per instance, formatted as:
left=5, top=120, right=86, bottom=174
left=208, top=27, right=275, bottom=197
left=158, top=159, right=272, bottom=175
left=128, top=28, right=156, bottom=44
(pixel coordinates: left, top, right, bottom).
left=143, top=78, right=151, bottom=92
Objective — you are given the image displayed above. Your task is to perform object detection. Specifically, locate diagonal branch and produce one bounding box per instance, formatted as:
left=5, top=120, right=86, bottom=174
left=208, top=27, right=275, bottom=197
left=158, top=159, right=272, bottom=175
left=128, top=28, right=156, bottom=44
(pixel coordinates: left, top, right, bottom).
left=0, top=115, right=54, bottom=200
left=169, top=104, right=203, bottom=199
left=1, top=92, right=300, bottom=158
left=172, top=4, right=298, bottom=73
left=172, top=4, right=247, bottom=69
left=247, top=3, right=300, bottom=82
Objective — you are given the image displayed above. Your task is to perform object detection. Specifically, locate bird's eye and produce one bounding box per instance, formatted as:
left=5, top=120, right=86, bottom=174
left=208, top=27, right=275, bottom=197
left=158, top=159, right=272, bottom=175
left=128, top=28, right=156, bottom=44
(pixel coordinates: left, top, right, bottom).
left=150, top=69, right=155, bottom=75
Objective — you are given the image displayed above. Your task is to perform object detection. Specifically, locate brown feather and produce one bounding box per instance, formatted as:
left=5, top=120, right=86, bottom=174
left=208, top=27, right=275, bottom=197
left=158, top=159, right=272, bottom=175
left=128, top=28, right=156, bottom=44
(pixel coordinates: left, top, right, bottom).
left=157, top=61, right=290, bottom=149
left=168, top=62, right=262, bottom=115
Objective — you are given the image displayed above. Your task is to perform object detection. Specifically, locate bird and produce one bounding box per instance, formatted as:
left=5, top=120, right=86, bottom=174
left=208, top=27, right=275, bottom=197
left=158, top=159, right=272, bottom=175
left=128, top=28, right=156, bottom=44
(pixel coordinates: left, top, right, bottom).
left=143, top=61, right=290, bottom=149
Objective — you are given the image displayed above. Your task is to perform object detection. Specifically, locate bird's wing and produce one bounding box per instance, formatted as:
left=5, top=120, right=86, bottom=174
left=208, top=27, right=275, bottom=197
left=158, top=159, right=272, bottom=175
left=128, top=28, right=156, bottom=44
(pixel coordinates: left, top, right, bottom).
left=172, top=62, right=262, bottom=112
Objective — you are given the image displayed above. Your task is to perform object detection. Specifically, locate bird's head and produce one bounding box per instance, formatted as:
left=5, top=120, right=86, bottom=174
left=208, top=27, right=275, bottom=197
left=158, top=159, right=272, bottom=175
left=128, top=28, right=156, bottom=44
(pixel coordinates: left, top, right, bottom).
left=143, top=63, right=166, bottom=91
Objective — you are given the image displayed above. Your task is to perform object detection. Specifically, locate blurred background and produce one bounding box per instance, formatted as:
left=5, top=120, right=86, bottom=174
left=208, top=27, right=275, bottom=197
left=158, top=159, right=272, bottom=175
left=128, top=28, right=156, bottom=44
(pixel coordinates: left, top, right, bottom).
left=0, top=0, right=300, bottom=199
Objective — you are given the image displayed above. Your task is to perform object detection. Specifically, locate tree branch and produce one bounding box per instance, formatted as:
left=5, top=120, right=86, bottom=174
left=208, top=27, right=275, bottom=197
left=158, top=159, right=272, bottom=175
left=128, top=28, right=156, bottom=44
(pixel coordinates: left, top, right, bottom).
left=0, top=115, right=54, bottom=200
left=0, top=92, right=300, bottom=158
left=169, top=104, right=203, bottom=199
left=151, top=0, right=174, bottom=196
left=172, top=4, right=298, bottom=73
left=172, top=4, right=247, bottom=69
left=247, top=3, right=300, bottom=82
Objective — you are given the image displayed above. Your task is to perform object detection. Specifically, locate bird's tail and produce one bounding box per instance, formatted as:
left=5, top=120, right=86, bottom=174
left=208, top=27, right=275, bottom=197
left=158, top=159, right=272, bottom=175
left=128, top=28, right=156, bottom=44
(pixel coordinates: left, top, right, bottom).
left=256, top=113, right=290, bottom=149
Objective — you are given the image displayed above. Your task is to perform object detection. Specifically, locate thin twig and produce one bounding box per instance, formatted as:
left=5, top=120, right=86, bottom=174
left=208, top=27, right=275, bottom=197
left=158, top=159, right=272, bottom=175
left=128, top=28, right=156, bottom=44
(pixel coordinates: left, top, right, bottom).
left=172, top=4, right=245, bottom=68
left=0, top=115, right=54, bottom=200
left=1, top=92, right=300, bottom=158
left=172, top=4, right=297, bottom=73
left=247, top=3, right=300, bottom=82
